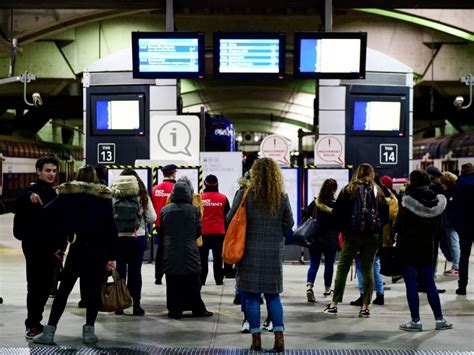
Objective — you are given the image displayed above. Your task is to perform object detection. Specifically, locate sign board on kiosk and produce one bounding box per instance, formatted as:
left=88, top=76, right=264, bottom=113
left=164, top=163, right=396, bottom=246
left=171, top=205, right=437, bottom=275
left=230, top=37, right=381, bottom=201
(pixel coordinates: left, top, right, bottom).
left=149, top=115, right=200, bottom=165
left=259, top=134, right=290, bottom=166
left=314, top=135, right=345, bottom=167
left=200, top=152, right=242, bottom=205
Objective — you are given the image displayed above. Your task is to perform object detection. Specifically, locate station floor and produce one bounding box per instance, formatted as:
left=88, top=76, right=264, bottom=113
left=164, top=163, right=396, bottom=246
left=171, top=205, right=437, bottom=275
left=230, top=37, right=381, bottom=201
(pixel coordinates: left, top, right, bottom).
left=1, top=214, right=473, bottom=354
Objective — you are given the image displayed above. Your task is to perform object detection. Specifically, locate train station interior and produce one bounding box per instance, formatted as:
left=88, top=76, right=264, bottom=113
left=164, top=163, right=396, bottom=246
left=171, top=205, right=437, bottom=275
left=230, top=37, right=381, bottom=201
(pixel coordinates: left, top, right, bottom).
left=0, top=0, right=473, bottom=353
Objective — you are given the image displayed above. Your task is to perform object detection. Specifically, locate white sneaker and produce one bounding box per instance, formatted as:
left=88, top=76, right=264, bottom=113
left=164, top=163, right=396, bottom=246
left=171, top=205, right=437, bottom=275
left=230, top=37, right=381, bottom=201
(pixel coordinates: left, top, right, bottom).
left=241, top=320, right=250, bottom=333
left=262, top=318, right=273, bottom=332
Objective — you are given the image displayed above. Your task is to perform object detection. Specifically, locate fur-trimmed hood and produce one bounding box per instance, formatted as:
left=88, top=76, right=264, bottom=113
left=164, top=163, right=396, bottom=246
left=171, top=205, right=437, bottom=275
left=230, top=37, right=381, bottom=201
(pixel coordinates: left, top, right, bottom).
left=238, top=175, right=252, bottom=189
left=110, top=175, right=139, bottom=199
left=57, top=181, right=113, bottom=199
left=402, top=194, right=446, bottom=218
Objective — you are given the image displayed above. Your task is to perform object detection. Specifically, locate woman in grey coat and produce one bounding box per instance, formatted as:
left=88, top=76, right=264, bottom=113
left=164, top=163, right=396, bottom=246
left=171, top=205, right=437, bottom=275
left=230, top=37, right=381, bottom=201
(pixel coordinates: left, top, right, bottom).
left=227, top=158, right=294, bottom=352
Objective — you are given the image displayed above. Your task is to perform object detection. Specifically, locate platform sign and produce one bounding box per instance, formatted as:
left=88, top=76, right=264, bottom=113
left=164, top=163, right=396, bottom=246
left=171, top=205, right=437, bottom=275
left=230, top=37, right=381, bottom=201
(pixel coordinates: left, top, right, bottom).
left=97, top=143, right=115, bottom=164
left=380, top=144, right=398, bottom=165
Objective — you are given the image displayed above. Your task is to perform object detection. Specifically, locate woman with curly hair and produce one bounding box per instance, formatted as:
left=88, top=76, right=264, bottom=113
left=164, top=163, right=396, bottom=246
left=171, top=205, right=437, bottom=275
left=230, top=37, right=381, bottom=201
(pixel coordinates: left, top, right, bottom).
left=227, top=158, right=294, bottom=352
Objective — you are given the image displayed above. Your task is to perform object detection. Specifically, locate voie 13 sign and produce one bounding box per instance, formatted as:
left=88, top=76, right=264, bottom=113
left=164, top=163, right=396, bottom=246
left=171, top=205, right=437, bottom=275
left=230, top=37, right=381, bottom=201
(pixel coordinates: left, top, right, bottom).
left=259, top=134, right=290, bottom=165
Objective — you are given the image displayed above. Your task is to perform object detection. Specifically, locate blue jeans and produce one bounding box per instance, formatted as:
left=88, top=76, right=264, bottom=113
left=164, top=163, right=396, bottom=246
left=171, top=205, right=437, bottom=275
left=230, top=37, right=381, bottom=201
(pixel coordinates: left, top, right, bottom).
left=403, top=264, right=443, bottom=322
left=355, top=256, right=384, bottom=294
left=306, top=244, right=337, bottom=288
left=116, top=235, right=147, bottom=306
left=446, top=228, right=460, bottom=269
left=246, top=293, right=284, bottom=334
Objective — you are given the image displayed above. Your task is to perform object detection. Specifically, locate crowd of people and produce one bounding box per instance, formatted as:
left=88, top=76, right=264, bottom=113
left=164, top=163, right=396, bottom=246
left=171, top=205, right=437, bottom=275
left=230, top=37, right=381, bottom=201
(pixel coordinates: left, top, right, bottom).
left=13, top=154, right=473, bottom=348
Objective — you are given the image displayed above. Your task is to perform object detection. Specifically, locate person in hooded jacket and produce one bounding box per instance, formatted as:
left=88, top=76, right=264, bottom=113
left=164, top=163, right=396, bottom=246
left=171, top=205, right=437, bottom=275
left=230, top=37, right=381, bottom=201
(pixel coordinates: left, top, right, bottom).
left=395, top=169, right=453, bottom=332
left=110, top=168, right=157, bottom=316
left=303, top=178, right=339, bottom=303
left=33, top=165, right=118, bottom=345
left=160, top=181, right=213, bottom=319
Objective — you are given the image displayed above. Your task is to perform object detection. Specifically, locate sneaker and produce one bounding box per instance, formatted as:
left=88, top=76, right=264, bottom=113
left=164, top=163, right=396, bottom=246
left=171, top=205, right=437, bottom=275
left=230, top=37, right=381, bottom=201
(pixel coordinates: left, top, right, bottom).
left=456, top=287, right=467, bottom=295
left=306, top=289, right=316, bottom=303
left=323, top=304, right=337, bottom=315
left=435, top=318, right=453, bottom=330
left=233, top=294, right=241, bottom=305
left=241, top=319, right=250, bottom=333
left=262, top=318, right=273, bottom=332
left=350, top=295, right=363, bottom=306
left=358, top=309, right=370, bottom=318
left=133, top=305, right=145, bottom=316
left=25, top=327, right=42, bottom=340
left=323, top=290, right=333, bottom=296
left=444, top=269, right=459, bottom=276
left=399, top=320, right=422, bottom=332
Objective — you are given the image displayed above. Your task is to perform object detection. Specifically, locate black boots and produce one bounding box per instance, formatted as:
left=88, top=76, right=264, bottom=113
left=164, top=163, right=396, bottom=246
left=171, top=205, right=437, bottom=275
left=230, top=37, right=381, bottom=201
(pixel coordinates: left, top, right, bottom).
left=350, top=294, right=363, bottom=306
left=373, top=293, right=384, bottom=305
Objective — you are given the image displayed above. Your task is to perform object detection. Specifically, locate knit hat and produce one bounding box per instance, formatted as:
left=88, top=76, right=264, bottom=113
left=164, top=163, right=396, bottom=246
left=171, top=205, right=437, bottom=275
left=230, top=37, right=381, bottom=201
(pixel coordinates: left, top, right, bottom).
left=409, top=170, right=431, bottom=189
left=426, top=165, right=442, bottom=178
left=204, top=174, right=218, bottom=186
left=161, top=164, right=177, bottom=175
left=461, top=163, right=473, bottom=176
left=380, top=175, right=393, bottom=190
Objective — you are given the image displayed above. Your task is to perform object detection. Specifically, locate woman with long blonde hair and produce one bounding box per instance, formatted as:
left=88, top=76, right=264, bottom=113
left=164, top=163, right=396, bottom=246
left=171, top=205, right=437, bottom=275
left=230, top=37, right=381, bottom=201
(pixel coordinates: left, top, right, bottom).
left=323, top=163, right=388, bottom=318
left=227, top=158, right=294, bottom=352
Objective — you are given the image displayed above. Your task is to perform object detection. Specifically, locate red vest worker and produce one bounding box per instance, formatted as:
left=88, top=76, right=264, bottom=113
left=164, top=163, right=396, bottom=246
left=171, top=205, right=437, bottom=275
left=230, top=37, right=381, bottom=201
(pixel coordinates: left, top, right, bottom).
left=199, top=175, right=230, bottom=286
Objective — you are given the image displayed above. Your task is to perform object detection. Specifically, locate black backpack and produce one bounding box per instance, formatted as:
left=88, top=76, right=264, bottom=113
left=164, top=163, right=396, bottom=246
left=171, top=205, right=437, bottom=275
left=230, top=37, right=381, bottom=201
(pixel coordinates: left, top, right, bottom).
left=350, top=183, right=381, bottom=234
left=113, top=197, right=141, bottom=233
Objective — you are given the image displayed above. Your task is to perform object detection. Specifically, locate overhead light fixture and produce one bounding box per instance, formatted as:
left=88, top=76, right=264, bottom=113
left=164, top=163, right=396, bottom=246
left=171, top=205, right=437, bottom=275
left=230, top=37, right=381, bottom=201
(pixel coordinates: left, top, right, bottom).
left=236, top=133, right=243, bottom=142
left=0, top=71, right=42, bottom=107
left=453, top=74, right=473, bottom=110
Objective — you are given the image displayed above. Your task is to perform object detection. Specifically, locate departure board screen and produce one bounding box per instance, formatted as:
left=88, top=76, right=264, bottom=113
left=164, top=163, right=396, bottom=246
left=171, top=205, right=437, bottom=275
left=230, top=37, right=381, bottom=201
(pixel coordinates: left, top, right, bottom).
left=353, top=101, right=401, bottom=131
left=132, top=32, right=205, bottom=79
left=294, top=32, right=367, bottom=79
left=213, top=32, right=286, bottom=79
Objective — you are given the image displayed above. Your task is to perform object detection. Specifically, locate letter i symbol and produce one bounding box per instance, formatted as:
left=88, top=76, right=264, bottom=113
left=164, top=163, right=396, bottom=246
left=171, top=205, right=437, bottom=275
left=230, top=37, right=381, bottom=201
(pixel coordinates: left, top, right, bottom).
left=171, top=128, right=177, bottom=147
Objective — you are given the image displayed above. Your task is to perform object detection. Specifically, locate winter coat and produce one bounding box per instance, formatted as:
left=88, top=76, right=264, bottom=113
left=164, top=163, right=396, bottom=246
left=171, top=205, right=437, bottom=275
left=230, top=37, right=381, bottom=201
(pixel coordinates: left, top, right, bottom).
left=110, top=175, right=157, bottom=237
left=43, top=181, right=118, bottom=260
left=160, top=182, right=202, bottom=275
left=227, top=186, right=294, bottom=294
left=452, top=172, right=474, bottom=236
left=395, top=187, right=446, bottom=266
left=14, top=179, right=57, bottom=245
left=304, top=198, right=339, bottom=250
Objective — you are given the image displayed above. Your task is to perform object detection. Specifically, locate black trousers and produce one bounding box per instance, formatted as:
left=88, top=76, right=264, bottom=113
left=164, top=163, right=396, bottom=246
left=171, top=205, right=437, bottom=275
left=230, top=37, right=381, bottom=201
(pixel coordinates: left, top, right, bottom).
left=199, top=234, right=224, bottom=285
left=22, top=241, right=56, bottom=329
left=458, top=232, right=473, bottom=289
left=48, top=247, right=107, bottom=327
left=165, top=274, right=206, bottom=317
left=155, top=237, right=165, bottom=283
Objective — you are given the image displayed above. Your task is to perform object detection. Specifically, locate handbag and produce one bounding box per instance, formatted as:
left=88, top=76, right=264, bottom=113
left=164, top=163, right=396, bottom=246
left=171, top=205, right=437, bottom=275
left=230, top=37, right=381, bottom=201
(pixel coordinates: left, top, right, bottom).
left=222, top=188, right=249, bottom=264
left=292, top=206, right=319, bottom=247
left=99, top=269, right=132, bottom=312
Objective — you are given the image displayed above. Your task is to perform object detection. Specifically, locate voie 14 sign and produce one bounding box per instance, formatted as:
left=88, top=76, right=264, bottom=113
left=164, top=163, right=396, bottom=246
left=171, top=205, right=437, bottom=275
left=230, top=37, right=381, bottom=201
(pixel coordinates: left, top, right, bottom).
left=380, top=144, right=398, bottom=165
left=259, top=134, right=290, bottom=165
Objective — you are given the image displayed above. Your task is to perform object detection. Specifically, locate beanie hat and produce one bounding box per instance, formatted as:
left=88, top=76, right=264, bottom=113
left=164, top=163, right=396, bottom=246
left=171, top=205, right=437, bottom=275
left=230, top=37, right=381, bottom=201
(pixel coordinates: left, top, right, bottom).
left=204, top=174, right=218, bottom=186
left=426, top=165, right=442, bottom=178
left=380, top=175, right=393, bottom=190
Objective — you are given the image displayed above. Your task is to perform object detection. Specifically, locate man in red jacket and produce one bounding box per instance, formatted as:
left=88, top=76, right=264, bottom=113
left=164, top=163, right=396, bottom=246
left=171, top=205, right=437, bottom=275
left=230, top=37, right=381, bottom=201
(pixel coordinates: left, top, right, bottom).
left=152, top=164, right=177, bottom=285
left=200, top=175, right=230, bottom=285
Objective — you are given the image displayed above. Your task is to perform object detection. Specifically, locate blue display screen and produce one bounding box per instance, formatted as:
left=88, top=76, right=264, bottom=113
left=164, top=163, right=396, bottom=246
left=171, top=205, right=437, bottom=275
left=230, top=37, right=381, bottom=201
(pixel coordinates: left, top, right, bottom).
left=353, top=101, right=401, bottom=131
left=218, top=39, right=280, bottom=73
left=95, top=100, right=140, bottom=130
left=138, top=38, right=199, bottom=73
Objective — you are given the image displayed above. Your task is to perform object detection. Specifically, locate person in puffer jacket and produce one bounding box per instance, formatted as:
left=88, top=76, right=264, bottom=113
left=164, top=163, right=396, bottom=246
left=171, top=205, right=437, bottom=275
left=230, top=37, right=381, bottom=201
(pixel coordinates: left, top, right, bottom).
left=111, top=169, right=157, bottom=316
left=395, top=169, right=453, bottom=332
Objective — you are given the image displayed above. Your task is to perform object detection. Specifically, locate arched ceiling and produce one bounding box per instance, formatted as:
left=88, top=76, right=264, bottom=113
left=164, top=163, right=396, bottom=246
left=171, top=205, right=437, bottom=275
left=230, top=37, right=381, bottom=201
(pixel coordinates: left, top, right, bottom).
left=0, top=3, right=472, bottom=139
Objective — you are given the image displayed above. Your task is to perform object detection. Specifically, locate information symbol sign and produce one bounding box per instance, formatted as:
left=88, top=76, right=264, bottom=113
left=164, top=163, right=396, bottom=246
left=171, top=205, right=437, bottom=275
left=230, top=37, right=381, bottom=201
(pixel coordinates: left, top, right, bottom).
left=380, top=144, right=398, bottom=165
left=97, top=143, right=116, bottom=164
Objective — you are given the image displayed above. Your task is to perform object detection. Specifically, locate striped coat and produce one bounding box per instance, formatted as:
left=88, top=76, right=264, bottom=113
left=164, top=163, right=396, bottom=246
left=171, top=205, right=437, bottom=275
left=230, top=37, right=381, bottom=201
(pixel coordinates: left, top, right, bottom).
left=227, top=189, right=294, bottom=294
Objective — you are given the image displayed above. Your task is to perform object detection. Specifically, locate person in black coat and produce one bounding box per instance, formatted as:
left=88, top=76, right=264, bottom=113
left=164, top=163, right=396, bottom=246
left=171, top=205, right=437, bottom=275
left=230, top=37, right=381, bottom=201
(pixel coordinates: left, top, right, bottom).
left=33, top=165, right=118, bottom=345
left=395, top=170, right=453, bottom=332
left=160, top=181, right=213, bottom=319
left=304, top=178, right=339, bottom=302
left=14, top=156, right=59, bottom=339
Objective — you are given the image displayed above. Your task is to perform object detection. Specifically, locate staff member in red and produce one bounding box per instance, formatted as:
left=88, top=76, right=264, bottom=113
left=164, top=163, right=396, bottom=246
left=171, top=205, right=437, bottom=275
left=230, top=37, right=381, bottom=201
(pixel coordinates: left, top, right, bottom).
left=151, top=164, right=177, bottom=285
left=200, top=175, right=230, bottom=285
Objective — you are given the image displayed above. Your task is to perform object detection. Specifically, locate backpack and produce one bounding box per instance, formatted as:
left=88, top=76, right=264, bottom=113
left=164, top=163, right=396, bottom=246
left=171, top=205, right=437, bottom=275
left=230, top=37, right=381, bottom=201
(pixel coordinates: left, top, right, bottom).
left=350, top=183, right=381, bottom=234
left=113, top=197, right=141, bottom=233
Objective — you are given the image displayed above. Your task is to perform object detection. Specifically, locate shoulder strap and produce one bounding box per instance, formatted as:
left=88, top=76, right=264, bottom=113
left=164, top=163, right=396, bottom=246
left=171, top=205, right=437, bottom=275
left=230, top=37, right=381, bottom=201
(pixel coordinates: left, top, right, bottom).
left=241, top=188, right=249, bottom=208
